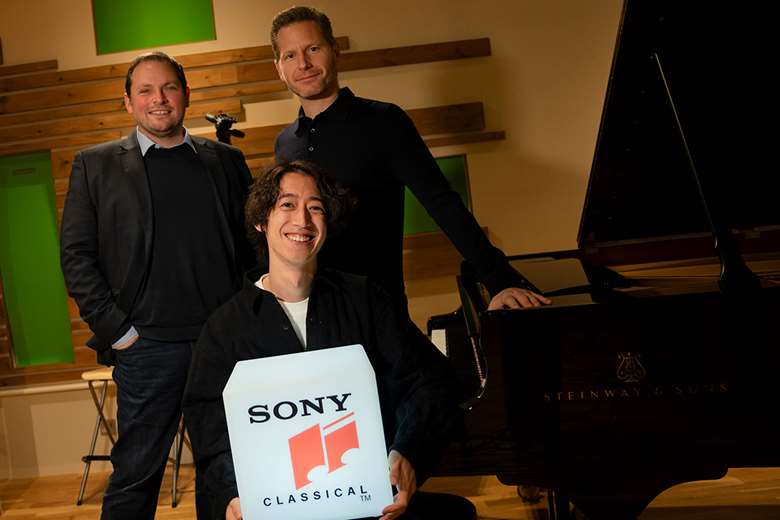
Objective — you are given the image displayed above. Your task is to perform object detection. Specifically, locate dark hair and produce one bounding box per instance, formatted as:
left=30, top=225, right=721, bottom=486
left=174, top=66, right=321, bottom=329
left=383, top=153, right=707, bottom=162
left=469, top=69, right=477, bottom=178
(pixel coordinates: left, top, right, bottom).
left=245, top=161, right=352, bottom=256
left=125, top=51, right=188, bottom=97
left=270, top=6, right=337, bottom=60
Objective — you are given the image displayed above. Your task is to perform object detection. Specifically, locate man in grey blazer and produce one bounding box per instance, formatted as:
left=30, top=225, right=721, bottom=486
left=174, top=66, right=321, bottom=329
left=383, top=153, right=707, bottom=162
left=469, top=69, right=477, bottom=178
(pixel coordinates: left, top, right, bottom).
left=60, top=51, right=254, bottom=520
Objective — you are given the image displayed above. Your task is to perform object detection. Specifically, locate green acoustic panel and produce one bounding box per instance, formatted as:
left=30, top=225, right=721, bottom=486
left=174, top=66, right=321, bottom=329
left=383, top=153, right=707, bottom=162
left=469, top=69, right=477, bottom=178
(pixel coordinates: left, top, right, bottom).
left=403, top=155, right=471, bottom=236
left=93, top=0, right=216, bottom=55
left=0, top=152, right=74, bottom=366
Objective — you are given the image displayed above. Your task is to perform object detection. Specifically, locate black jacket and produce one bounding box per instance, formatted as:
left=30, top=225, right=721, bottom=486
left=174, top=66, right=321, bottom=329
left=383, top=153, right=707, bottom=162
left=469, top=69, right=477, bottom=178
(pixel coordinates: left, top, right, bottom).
left=183, top=269, right=461, bottom=519
left=60, top=132, right=254, bottom=365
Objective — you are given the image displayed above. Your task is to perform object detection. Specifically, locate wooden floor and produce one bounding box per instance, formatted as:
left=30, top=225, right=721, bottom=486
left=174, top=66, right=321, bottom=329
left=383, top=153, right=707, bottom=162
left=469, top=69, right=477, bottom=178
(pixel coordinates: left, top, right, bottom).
left=1, top=466, right=779, bottom=519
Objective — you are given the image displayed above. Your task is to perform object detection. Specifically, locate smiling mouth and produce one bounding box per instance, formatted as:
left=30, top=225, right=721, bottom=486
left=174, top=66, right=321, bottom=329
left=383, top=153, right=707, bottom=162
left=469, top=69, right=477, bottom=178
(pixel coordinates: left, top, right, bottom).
left=297, top=73, right=320, bottom=82
left=285, top=233, right=315, bottom=243
left=149, top=110, right=172, bottom=116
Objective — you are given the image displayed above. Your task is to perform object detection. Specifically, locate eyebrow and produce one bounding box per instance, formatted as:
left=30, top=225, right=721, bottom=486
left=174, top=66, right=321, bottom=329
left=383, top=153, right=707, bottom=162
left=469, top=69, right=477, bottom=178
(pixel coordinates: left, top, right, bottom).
left=278, top=193, right=324, bottom=203
left=136, top=81, right=179, bottom=88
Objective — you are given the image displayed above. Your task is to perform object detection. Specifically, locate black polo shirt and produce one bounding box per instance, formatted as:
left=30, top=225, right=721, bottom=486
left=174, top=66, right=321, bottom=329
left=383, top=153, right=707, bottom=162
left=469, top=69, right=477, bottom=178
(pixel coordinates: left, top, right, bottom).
left=275, top=88, right=517, bottom=310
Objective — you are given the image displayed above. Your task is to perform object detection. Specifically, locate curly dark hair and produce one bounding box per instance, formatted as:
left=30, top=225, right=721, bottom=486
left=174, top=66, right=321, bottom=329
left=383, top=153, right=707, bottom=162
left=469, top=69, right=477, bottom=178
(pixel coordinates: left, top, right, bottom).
left=125, top=51, right=187, bottom=97
left=270, top=6, right=337, bottom=60
left=245, top=161, right=353, bottom=257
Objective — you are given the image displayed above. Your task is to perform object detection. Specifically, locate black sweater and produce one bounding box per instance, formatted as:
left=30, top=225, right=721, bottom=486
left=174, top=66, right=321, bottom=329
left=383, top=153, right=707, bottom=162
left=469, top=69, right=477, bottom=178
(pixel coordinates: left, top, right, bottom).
left=182, top=269, right=460, bottom=519
left=275, top=88, right=519, bottom=310
left=134, top=144, right=236, bottom=340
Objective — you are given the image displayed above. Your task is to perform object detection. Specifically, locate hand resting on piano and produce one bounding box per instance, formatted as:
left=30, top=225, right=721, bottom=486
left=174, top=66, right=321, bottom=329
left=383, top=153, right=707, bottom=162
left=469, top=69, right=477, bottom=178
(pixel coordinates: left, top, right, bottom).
left=487, top=286, right=551, bottom=310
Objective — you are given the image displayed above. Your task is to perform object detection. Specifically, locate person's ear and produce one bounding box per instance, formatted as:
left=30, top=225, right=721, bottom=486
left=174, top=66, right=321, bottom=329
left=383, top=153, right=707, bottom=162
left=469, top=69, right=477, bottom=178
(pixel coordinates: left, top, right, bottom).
left=123, top=92, right=133, bottom=114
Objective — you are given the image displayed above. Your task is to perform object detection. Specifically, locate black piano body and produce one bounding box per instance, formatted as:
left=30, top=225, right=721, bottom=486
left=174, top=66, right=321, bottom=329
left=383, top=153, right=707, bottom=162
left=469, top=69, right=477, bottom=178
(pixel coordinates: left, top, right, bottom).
left=433, top=257, right=780, bottom=518
left=429, top=1, right=780, bottom=518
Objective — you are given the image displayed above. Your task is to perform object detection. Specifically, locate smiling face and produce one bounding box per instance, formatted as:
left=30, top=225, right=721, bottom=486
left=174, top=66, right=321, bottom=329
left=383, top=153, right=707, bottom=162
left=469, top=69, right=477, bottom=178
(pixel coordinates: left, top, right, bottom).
left=274, top=20, right=339, bottom=101
left=257, top=171, right=327, bottom=273
left=124, top=59, right=190, bottom=147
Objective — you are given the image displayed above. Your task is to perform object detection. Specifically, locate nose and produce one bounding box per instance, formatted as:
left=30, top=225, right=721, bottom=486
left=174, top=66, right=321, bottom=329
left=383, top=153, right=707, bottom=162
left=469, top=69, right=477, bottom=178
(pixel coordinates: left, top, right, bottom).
left=295, top=52, right=311, bottom=70
left=153, top=87, right=169, bottom=104
left=291, top=205, right=312, bottom=226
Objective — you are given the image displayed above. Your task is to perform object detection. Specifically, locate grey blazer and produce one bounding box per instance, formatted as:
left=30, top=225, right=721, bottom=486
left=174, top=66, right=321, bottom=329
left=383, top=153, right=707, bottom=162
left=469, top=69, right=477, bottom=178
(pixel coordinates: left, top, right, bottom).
left=60, top=132, right=254, bottom=365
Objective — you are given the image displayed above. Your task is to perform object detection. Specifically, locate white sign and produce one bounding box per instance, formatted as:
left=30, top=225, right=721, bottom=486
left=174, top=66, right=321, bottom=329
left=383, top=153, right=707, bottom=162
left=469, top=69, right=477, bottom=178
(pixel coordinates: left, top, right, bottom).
left=223, top=344, right=393, bottom=520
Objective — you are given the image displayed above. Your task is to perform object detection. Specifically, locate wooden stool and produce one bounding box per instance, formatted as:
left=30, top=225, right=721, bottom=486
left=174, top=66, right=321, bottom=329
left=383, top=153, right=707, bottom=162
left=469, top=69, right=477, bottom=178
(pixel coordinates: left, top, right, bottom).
left=77, top=367, right=115, bottom=506
left=76, top=367, right=191, bottom=507
left=171, top=418, right=190, bottom=507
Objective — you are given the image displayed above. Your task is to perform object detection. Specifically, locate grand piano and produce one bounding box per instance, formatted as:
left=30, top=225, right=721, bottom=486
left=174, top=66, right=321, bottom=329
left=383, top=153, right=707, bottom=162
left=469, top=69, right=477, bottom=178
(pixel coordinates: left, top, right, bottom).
left=428, top=1, right=780, bottom=518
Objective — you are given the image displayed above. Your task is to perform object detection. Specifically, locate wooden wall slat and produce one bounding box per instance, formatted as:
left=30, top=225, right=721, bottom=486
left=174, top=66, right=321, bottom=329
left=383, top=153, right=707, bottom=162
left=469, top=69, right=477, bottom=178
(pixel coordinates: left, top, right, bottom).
left=0, top=39, right=489, bottom=116
left=0, top=38, right=349, bottom=94
left=233, top=103, right=488, bottom=159
left=51, top=147, right=80, bottom=181
left=424, top=130, right=506, bottom=148
left=0, top=98, right=126, bottom=126
left=0, top=98, right=242, bottom=143
left=0, top=78, right=124, bottom=115
left=0, top=75, right=284, bottom=117
left=0, top=130, right=121, bottom=157
left=0, top=60, right=58, bottom=78
left=0, top=82, right=271, bottom=128
left=409, top=102, right=484, bottom=136
left=0, top=64, right=127, bottom=93
left=189, top=38, right=493, bottom=93
left=231, top=124, right=288, bottom=158
left=54, top=177, right=69, bottom=195
left=0, top=279, right=6, bottom=358
left=70, top=318, right=89, bottom=331
left=245, top=156, right=275, bottom=175
left=188, top=81, right=287, bottom=103
left=339, top=38, right=491, bottom=72
left=176, top=38, right=350, bottom=68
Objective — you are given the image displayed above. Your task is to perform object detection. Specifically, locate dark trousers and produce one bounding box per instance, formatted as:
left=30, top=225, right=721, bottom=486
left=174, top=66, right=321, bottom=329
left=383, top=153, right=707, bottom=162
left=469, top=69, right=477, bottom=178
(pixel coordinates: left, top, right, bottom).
left=355, top=491, right=477, bottom=520
left=101, top=338, right=192, bottom=520
left=400, top=491, right=477, bottom=519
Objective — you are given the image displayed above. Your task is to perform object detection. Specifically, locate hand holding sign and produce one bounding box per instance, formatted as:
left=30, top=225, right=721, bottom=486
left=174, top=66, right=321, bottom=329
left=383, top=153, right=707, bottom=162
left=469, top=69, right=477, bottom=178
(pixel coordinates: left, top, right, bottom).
left=226, top=497, right=242, bottom=520
left=380, top=450, right=417, bottom=520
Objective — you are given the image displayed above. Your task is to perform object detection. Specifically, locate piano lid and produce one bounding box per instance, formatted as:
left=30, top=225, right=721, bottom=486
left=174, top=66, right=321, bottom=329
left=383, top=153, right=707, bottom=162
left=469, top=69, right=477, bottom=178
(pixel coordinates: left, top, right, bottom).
left=579, top=0, right=777, bottom=254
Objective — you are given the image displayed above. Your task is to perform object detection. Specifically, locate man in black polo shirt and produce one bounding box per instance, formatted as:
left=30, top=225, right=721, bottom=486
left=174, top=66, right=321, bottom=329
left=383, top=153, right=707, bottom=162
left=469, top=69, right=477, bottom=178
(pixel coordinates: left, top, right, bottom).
left=271, top=6, right=550, bottom=315
left=60, top=52, right=254, bottom=519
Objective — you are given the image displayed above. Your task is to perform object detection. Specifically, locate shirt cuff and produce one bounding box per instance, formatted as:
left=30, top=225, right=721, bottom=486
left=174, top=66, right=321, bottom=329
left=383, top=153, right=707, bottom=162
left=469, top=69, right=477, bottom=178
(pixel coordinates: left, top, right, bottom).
left=112, top=326, right=139, bottom=350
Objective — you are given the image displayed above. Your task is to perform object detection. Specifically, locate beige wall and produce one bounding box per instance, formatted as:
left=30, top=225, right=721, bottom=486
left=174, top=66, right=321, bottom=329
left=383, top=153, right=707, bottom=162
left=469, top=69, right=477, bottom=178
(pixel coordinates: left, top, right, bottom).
left=0, top=387, right=115, bottom=479
left=0, top=386, right=192, bottom=479
left=0, top=0, right=623, bottom=255
left=0, top=0, right=623, bottom=476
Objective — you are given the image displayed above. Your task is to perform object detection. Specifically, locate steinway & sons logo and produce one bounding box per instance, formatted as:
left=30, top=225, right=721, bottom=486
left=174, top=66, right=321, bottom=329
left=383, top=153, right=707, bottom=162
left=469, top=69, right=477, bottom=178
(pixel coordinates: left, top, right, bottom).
left=543, top=352, right=729, bottom=402
left=616, top=352, right=646, bottom=383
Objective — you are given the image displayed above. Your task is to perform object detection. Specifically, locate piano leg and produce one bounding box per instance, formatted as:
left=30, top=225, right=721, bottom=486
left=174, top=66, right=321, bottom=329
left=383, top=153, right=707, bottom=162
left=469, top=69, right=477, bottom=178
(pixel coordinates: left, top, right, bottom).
left=547, top=490, right=573, bottom=520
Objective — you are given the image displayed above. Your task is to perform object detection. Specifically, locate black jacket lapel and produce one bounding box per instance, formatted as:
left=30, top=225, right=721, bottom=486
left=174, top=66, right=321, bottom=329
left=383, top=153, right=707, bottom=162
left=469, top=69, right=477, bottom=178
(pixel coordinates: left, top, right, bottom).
left=116, top=133, right=152, bottom=312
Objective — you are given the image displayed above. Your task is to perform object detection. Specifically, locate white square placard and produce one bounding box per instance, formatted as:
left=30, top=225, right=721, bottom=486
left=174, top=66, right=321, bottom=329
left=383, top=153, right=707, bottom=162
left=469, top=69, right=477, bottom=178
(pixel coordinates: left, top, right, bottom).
left=223, top=344, right=393, bottom=519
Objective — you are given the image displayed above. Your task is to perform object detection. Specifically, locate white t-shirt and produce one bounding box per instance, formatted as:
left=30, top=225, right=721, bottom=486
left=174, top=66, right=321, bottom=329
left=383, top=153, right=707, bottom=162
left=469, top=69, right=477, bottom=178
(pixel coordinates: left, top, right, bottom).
left=256, top=274, right=309, bottom=348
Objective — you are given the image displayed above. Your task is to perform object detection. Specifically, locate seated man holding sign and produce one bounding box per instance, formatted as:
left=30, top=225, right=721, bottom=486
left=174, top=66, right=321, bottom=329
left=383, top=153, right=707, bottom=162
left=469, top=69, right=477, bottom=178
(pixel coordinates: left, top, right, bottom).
left=183, top=161, right=473, bottom=520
